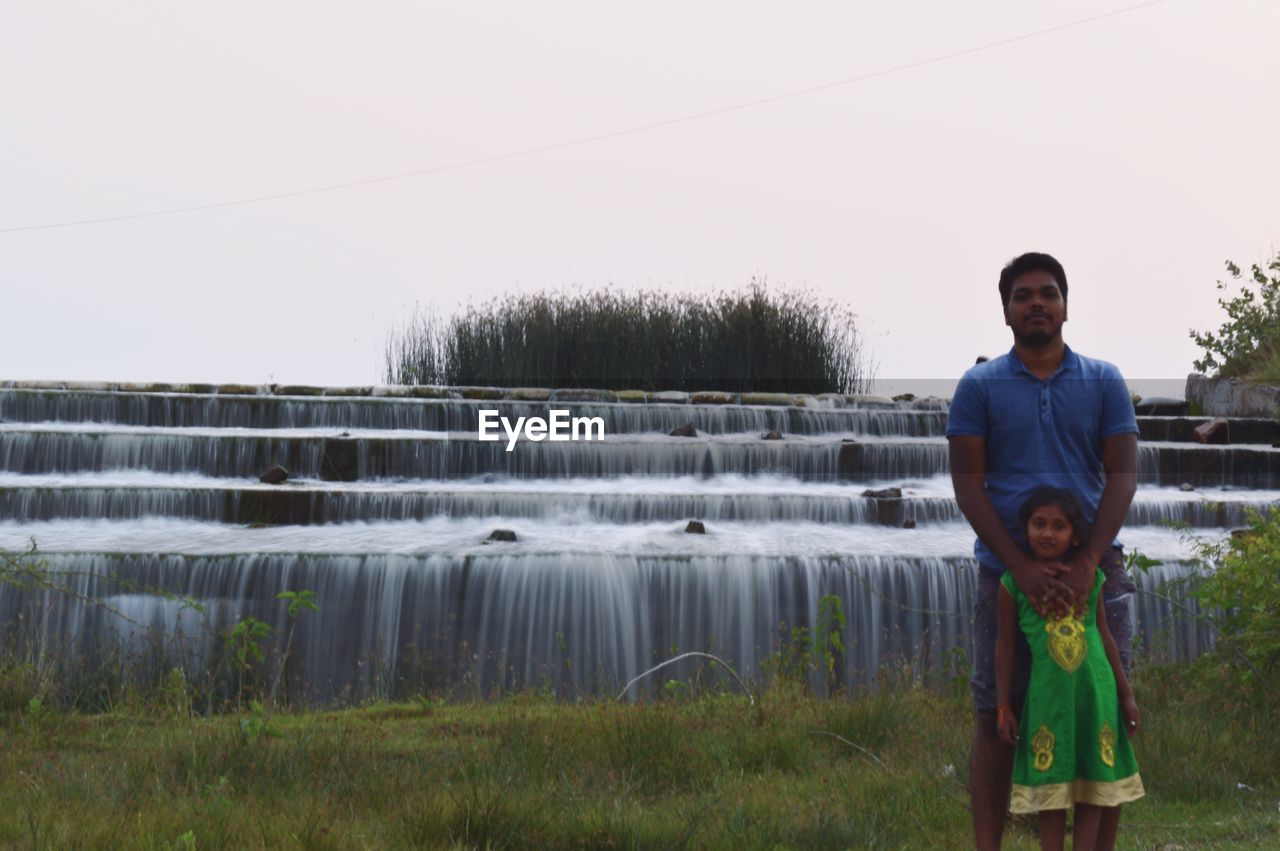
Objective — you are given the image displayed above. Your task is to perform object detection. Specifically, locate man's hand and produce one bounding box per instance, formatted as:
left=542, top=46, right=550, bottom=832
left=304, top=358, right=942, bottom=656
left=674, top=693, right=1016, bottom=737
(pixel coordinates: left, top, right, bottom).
left=997, top=706, right=1020, bottom=747
left=1063, top=549, right=1101, bottom=617
left=1008, top=555, right=1075, bottom=618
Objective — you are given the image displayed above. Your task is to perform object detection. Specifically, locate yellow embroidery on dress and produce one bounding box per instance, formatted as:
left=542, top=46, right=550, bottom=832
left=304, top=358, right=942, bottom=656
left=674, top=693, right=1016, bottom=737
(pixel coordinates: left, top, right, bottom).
left=1100, top=723, right=1116, bottom=767
left=1044, top=616, right=1086, bottom=672
left=1031, top=724, right=1055, bottom=772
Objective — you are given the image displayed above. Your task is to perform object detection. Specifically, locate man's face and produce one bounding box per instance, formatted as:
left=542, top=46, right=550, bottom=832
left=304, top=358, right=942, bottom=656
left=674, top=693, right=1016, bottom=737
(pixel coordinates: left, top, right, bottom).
left=1004, top=270, right=1067, bottom=347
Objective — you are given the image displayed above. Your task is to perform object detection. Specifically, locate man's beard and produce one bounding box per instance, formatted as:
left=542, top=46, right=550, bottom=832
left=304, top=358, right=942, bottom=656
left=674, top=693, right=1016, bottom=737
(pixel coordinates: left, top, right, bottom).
left=1013, top=325, right=1059, bottom=348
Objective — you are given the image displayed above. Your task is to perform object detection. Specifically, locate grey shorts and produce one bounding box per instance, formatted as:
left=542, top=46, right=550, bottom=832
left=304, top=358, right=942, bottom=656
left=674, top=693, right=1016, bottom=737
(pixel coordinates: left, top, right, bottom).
left=970, top=545, right=1134, bottom=712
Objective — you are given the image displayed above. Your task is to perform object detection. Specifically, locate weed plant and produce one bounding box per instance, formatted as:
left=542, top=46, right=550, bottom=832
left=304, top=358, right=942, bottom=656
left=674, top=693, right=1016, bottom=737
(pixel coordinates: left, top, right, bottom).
left=384, top=282, right=873, bottom=393
left=1190, top=252, right=1280, bottom=382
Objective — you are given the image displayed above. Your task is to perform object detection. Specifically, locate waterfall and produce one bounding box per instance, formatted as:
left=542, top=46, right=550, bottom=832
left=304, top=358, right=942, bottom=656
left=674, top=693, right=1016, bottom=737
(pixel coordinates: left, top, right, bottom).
left=1, top=383, right=1269, bottom=703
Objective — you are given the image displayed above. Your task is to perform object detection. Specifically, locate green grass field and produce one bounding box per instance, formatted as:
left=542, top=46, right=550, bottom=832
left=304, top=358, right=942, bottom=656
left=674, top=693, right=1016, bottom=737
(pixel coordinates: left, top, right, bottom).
left=1, top=661, right=1276, bottom=850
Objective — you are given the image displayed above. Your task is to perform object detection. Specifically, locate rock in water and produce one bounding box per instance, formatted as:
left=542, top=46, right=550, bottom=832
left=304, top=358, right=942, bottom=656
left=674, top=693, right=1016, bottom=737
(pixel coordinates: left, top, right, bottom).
left=685, top=520, right=706, bottom=534
left=1193, top=418, right=1231, bottom=445
left=486, top=529, right=518, bottom=542
left=862, top=487, right=902, bottom=499
left=259, top=464, right=289, bottom=485
left=836, top=439, right=862, bottom=479
left=669, top=423, right=698, bottom=438
left=903, top=519, right=917, bottom=529
left=762, top=430, right=783, bottom=440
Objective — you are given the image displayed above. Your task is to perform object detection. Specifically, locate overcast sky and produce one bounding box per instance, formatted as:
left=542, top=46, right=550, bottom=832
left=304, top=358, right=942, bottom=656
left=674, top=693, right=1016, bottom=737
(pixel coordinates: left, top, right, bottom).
left=3, top=1, right=1278, bottom=395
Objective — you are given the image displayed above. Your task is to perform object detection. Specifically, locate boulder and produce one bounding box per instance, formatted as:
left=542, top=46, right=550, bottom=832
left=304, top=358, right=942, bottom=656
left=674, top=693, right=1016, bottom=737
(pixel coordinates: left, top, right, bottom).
left=487, top=529, right=518, bottom=542
left=669, top=423, right=699, bottom=438
left=508, top=388, right=554, bottom=402
left=892, top=393, right=915, bottom=402
left=902, top=519, right=917, bottom=529
left=762, top=430, right=783, bottom=441
left=457, top=386, right=505, bottom=401
left=1186, top=373, right=1280, bottom=418
left=837, top=439, right=862, bottom=478
left=551, top=388, right=619, bottom=403
left=862, top=487, right=902, bottom=499
left=404, top=385, right=453, bottom=399
left=684, top=520, right=706, bottom=534
left=1193, top=418, right=1231, bottom=445
left=1134, top=396, right=1188, bottom=416
left=741, top=392, right=795, bottom=407
left=843, top=394, right=897, bottom=408
left=259, top=464, right=289, bottom=485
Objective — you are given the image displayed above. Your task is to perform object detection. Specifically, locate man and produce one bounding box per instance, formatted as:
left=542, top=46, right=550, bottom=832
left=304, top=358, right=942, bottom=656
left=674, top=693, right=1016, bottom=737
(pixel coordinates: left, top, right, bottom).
left=946, top=252, right=1139, bottom=850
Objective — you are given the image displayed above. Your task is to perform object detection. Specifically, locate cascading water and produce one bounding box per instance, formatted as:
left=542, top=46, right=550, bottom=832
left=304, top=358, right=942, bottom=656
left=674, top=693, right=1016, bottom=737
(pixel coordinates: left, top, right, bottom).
left=0, top=382, right=1269, bottom=703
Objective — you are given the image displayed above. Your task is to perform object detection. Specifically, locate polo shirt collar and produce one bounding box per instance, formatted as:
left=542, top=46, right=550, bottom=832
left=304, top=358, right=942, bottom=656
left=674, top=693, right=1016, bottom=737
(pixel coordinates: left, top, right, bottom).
left=1006, top=344, right=1079, bottom=379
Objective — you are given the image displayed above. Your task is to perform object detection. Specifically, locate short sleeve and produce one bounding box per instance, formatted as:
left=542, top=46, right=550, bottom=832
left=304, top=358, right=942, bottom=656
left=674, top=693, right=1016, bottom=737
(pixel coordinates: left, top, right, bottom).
left=1099, top=365, right=1139, bottom=438
left=946, top=374, right=988, bottom=437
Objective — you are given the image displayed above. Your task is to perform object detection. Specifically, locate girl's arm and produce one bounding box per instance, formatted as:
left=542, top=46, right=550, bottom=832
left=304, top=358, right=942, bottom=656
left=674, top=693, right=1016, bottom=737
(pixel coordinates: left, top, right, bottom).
left=995, top=585, right=1019, bottom=745
left=1096, top=592, right=1140, bottom=735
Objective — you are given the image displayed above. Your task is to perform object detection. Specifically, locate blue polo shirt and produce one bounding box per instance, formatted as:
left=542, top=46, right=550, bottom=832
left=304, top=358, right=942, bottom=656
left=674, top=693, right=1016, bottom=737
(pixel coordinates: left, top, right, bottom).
left=945, top=345, right=1138, bottom=574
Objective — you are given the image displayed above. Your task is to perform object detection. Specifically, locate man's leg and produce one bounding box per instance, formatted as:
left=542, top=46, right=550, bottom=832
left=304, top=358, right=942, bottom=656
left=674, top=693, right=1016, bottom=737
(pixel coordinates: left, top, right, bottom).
left=969, top=568, right=1029, bottom=850
left=971, top=710, right=1015, bottom=850
left=1100, top=546, right=1135, bottom=673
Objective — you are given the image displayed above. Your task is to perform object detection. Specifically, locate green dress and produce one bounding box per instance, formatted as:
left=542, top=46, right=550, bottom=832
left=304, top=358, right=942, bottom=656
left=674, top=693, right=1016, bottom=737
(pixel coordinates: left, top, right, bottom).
left=1001, top=567, right=1144, bottom=812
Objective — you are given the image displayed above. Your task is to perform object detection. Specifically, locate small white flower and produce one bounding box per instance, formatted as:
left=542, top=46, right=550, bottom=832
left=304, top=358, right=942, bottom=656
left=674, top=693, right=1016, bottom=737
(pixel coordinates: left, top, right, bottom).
left=941, top=763, right=956, bottom=777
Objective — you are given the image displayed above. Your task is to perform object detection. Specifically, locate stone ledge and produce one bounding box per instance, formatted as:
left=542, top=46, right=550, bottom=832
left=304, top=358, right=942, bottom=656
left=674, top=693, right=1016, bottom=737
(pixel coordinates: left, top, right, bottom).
left=2, top=380, right=908, bottom=408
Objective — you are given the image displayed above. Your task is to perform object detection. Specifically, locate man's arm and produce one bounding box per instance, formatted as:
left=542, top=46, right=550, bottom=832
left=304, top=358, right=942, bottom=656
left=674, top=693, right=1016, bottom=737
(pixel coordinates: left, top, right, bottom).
left=949, top=435, right=1071, bottom=615
left=995, top=586, right=1020, bottom=745
left=1065, top=433, right=1139, bottom=607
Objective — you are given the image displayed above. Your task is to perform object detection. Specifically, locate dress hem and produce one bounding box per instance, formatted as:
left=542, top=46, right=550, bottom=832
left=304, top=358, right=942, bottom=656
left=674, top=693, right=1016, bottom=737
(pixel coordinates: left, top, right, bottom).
left=1010, top=774, right=1145, bottom=813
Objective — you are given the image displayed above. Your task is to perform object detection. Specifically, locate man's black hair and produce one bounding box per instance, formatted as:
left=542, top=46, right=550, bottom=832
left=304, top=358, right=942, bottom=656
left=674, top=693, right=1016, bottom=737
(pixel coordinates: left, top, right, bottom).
left=1017, top=486, right=1089, bottom=554
left=998, top=252, right=1068, bottom=311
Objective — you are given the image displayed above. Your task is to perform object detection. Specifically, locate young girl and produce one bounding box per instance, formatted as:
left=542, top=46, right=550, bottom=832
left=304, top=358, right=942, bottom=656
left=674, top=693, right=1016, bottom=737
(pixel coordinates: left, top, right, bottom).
left=996, top=487, right=1143, bottom=851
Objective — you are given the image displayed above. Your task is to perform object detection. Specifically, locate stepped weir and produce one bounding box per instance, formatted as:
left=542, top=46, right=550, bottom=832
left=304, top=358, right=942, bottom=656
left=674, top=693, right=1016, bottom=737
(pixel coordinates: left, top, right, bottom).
left=2, top=381, right=1274, bottom=703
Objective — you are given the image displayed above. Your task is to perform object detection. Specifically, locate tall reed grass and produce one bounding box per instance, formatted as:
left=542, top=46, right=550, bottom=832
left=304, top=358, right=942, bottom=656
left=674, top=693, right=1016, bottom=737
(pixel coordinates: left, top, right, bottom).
left=384, top=282, right=873, bottom=393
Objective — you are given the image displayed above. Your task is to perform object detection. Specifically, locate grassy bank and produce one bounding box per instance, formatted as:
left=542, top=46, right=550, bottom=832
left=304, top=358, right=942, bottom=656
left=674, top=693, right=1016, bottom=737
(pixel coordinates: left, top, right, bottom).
left=2, top=663, right=1276, bottom=850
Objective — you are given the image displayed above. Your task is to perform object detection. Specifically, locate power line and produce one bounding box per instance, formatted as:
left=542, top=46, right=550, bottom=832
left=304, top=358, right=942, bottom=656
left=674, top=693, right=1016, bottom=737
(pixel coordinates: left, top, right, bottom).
left=2, top=0, right=1176, bottom=234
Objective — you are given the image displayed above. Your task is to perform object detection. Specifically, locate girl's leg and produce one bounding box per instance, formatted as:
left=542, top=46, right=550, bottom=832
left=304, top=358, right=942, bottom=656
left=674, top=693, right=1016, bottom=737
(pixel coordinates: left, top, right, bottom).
left=1071, top=803, right=1103, bottom=851
left=1037, top=809, right=1066, bottom=851
left=1095, top=805, right=1121, bottom=850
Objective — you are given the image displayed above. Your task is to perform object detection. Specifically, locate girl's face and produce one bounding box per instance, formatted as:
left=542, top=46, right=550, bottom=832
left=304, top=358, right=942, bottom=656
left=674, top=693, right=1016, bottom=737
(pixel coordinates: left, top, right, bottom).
left=1026, top=504, right=1079, bottom=560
